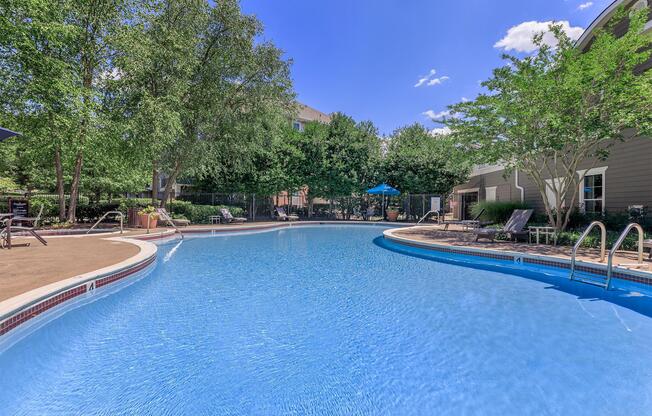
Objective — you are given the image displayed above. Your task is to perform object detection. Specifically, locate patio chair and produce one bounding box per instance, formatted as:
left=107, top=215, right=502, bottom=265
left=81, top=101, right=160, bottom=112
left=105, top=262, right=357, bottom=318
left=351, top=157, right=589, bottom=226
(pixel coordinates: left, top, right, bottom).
left=441, top=208, right=487, bottom=230
left=473, top=209, right=533, bottom=242
left=643, top=239, right=652, bottom=259
left=220, top=208, right=247, bottom=224
left=156, top=208, right=190, bottom=227
left=275, top=207, right=299, bottom=221
left=364, top=207, right=377, bottom=221
left=0, top=214, right=47, bottom=249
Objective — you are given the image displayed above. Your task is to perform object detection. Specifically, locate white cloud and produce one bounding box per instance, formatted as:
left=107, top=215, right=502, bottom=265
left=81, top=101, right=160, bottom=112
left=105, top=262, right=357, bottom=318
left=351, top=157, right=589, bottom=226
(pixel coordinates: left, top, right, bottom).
left=414, top=69, right=450, bottom=88
left=430, top=126, right=452, bottom=136
left=461, top=97, right=469, bottom=102
left=578, top=2, right=593, bottom=10
left=422, top=109, right=450, bottom=120
left=494, top=20, right=585, bottom=53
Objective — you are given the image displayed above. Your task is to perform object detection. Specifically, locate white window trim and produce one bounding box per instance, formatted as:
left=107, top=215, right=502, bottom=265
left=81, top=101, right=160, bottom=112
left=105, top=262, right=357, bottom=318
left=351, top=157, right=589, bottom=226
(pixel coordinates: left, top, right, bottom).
left=485, top=186, right=497, bottom=202
left=470, top=164, right=505, bottom=177
left=456, top=188, right=479, bottom=194
left=577, top=166, right=608, bottom=213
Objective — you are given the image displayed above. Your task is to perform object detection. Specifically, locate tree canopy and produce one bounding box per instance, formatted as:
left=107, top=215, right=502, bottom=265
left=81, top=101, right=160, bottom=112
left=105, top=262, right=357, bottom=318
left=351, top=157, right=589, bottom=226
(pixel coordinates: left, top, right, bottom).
left=383, top=124, right=470, bottom=195
left=446, top=8, right=652, bottom=230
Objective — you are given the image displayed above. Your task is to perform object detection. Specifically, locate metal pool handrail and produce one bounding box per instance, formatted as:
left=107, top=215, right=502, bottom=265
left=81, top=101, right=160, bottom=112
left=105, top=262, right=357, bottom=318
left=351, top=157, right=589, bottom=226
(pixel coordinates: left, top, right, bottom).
left=606, top=223, right=645, bottom=290
left=87, top=211, right=124, bottom=234
left=570, top=221, right=606, bottom=281
left=147, top=209, right=184, bottom=239
left=417, top=210, right=441, bottom=224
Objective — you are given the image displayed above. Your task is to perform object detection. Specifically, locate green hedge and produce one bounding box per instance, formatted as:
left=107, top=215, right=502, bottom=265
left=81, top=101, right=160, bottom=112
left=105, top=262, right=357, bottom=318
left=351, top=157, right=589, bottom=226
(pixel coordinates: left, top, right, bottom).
left=471, top=201, right=529, bottom=224
left=168, top=200, right=245, bottom=224
left=1, top=196, right=244, bottom=225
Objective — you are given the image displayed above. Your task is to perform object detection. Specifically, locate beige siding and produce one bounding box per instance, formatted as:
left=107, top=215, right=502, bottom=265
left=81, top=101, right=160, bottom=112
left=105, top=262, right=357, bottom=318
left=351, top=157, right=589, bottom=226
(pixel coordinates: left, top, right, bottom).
left=454, top=136, right=652, bottom=215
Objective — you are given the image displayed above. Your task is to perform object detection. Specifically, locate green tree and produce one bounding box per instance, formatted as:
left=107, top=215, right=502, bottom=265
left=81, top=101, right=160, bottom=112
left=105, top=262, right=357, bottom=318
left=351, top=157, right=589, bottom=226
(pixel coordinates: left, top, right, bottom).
left=384, top=124, right=470, bottom=195
left=0, top=0, right=134, bottom=221
left=152, top=0, right=294, bottom=207
left=447, top=9, right=652, bottom=231
left=309, top=113, right=381, bottom=200
left=113, top=0, right=205, bottom=204
left=0, top=0, right=80, bottom=219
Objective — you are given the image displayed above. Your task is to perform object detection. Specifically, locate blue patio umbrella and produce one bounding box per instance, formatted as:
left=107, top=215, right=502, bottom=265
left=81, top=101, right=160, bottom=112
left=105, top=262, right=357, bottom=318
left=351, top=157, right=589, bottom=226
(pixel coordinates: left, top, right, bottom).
left=0, top=127, right=20, bottom=141
left=366, top=183, right=400, bottom=218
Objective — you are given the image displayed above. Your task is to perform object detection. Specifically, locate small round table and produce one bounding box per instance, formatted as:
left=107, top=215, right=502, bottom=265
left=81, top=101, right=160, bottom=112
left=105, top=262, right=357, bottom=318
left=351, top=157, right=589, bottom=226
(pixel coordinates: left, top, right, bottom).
left=528, top=226, right=557, bottom=245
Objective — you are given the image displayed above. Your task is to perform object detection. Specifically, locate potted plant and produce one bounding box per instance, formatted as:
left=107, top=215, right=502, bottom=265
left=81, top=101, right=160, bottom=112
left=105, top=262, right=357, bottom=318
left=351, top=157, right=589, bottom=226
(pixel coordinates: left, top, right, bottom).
left=138, top=206, right=159, bottom=230
left=386, top=207, right=400, bottom=222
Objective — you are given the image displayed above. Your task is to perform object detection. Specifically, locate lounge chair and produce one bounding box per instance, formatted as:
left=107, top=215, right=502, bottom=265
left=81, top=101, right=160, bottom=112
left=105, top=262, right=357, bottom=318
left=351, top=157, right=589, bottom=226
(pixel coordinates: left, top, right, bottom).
left=220, top=208, right=247, bottom=224
left=473, top=209, right=533, bottom=242
left=276, top=207, right=299, bottom=221
left=441, top=208, right=487, bottom=230
left=364, top=207, right=378, bottom=221
left=0, top=212, right=47, bottom=249
left=156, top=208, right=190, bottom=227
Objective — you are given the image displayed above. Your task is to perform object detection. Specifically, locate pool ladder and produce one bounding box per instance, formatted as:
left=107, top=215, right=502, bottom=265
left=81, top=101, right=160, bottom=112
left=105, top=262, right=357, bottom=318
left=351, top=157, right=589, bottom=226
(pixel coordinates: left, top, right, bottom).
left=570, top=221, right=647, bottom=290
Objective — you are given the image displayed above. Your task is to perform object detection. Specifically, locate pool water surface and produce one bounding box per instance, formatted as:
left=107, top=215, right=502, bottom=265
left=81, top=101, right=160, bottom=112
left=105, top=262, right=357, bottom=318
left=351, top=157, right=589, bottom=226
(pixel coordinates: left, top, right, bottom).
left=1, top=225, right=652, bottom=415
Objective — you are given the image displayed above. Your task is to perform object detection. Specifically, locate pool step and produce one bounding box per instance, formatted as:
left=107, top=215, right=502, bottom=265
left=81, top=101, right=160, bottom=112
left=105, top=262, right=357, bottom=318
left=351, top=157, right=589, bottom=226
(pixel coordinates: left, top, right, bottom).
left=572, top=271, right=609, bottom=288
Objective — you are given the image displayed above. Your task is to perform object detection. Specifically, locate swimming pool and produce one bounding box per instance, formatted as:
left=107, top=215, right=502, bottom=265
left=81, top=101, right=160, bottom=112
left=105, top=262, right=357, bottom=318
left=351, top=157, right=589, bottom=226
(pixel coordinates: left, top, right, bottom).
left=2, top=225, right=652, bottom=415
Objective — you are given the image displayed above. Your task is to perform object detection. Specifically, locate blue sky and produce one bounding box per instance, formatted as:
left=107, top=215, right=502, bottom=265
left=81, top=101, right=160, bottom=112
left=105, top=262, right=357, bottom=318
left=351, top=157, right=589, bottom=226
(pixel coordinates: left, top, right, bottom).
left=240, top=0, right=613, bottom=135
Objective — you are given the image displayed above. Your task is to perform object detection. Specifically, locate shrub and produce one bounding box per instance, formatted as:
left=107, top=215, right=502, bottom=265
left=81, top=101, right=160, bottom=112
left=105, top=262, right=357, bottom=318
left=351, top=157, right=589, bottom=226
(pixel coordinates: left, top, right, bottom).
left=168, top=201, right=245, bottom=224
left=471, top=201, right=529, bottom=224
left=555, top=229, right=649, bottom=251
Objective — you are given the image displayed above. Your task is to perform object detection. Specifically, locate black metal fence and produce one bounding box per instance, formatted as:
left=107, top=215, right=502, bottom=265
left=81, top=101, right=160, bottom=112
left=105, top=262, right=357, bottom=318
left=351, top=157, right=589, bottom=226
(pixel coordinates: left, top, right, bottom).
left=176, top=192, right=448, bottom=222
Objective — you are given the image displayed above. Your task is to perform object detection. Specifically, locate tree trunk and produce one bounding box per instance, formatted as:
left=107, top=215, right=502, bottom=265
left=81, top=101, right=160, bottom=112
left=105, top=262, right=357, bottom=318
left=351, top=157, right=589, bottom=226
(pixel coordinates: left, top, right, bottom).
left=160, top=161, right=182, bottom=208
left=151, top=162, right=159, bottom=204
left=54, top=147, right=66, bottom=221
left=67, top=150, right=83, bottom=222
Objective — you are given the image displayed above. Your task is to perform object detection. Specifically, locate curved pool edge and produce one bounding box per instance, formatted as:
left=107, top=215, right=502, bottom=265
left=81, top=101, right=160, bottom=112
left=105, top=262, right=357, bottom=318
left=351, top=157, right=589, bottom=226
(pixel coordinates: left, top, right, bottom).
left=0, top=237, right=158, bottom=339
left=0, top=222, right=408, bottom=341
left=383, top=227, right=652, bottom=292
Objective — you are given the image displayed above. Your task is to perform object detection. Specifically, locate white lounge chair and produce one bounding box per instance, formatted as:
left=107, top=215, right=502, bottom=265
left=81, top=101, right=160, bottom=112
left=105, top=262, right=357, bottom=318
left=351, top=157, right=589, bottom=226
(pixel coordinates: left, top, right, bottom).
left=276, top=207, right=299, bottom=221
left=220, top=208, right=247, bottom=224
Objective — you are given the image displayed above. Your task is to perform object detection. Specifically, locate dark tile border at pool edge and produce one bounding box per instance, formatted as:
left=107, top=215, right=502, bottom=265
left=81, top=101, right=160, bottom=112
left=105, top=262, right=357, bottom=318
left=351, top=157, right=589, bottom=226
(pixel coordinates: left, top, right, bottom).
left=383, top=232, right=652, bottom=288
left=0, top=223, right=406, bottom=339
left=0, top=255, right=156, bottom=337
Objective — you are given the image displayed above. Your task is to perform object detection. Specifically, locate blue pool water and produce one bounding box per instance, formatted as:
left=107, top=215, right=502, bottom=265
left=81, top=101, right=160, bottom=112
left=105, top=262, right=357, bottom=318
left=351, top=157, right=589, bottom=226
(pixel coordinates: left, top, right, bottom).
left=2, top=225, right=652, bottom=415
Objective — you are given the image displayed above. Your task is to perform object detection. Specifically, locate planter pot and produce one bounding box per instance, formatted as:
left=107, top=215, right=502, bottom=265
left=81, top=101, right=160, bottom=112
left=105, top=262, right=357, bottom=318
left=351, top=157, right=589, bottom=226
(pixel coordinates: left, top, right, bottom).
left=386, top=210, right=399, bottom=222
left=139, top=214, right=158, bottom=230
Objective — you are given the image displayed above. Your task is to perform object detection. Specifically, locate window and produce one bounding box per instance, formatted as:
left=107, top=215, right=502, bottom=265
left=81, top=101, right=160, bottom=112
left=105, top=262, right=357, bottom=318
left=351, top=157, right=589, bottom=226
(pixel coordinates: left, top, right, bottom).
left=293, top=121, right=302, bottom=131
left=485, top=186, right=497, bottom=202
left=578, top=167, right=607, bottom=213
left=582, top=175, right=604, bottom=213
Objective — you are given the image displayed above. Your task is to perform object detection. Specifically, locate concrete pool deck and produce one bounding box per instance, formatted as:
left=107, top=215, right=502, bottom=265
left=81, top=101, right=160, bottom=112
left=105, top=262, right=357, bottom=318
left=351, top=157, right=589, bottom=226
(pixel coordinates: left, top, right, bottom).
left=388, top=225, right=652, bottom=273
left=2, top=221, right=652, bottom=303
